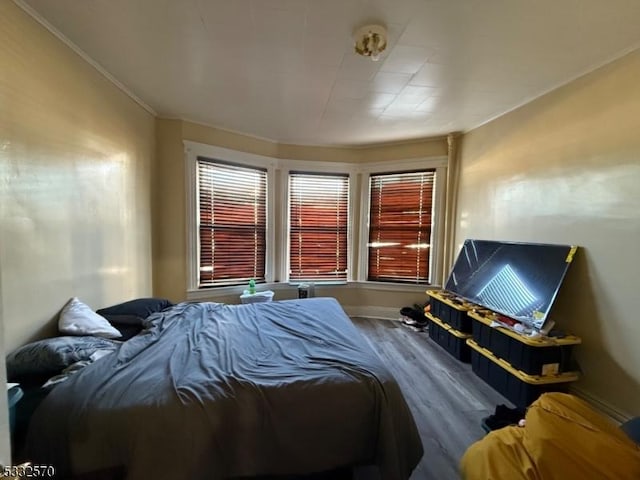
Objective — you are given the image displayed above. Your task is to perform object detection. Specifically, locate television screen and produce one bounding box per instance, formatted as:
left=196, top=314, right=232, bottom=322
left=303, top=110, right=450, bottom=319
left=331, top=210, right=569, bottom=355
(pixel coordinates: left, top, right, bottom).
left=445, top=240, right=576, bottom=330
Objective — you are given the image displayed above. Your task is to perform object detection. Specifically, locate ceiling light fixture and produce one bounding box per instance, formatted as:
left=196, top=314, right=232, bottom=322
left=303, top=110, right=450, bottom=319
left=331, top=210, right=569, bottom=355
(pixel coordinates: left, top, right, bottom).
left=353, top=24, right=387, bottom=62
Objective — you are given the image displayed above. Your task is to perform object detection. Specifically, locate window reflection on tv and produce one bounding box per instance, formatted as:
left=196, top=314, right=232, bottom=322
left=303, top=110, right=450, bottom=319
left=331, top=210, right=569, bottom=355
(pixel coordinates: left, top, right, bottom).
left=445, top=240, right=576, bottom=330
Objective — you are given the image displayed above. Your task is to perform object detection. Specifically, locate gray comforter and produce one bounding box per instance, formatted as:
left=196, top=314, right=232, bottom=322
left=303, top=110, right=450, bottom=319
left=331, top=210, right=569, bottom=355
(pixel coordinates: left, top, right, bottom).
left=27, top=298, right=423, bottom=479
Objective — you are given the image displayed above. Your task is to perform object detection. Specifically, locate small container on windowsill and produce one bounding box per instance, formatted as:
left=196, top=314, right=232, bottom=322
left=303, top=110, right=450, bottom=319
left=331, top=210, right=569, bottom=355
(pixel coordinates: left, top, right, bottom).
left=297, top=282, right=315, bottom=299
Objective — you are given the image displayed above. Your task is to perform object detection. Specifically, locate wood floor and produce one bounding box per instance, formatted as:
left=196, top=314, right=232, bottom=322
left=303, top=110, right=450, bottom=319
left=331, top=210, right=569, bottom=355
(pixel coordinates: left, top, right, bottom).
left=351, top=317, right=510, bottom=480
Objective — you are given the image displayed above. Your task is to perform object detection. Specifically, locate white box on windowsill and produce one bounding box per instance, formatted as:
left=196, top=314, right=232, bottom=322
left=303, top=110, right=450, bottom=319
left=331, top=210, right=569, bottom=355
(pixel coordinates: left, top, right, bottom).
left=240, top=290, right=275, bottom=304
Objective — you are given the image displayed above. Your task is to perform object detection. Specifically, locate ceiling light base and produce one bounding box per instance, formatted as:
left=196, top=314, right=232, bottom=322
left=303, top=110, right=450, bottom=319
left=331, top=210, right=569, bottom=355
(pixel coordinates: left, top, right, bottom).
left=353, top=24, right=387, bottom=62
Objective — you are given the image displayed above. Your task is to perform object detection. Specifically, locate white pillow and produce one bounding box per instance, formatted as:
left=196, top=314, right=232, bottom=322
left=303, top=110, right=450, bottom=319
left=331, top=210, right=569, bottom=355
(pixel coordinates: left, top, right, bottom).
left=58, top=297, right=122, bottom=339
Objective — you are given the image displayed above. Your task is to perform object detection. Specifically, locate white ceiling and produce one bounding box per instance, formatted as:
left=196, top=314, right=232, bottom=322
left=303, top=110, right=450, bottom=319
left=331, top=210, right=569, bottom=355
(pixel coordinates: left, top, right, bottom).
left=20, top=0, right=640, bottom=147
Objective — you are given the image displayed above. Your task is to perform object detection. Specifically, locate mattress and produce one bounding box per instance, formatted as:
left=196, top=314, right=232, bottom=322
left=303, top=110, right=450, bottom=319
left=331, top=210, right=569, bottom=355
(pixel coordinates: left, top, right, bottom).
left=27, top=298, right=423, bottom=479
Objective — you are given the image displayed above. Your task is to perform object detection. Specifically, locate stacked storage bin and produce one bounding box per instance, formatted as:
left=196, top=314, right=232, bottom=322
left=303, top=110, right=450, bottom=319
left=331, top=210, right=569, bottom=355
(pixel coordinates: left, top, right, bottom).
left=431, top=239, right=582, bottom=408
left=425, top=289, right=582, bottom=408
left=425, top=290, right=476, bottom=363
left=467, top=309, right=581, bottom=408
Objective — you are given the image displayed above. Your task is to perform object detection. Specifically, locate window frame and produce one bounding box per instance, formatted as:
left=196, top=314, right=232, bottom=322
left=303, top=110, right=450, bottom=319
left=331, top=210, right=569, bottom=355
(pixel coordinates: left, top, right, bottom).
left=196, top=157, right=268, bottom=287
left=283, top=167, right=355, bottom=285
left=357, top=157, right=448, bottom=286
left=185, top=141, right=277, bottom=292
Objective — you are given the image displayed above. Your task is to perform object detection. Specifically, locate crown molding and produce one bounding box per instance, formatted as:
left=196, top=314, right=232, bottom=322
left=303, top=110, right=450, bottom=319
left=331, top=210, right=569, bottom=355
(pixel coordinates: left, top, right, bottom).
left=169, top=116, right=448, bottom=151
left=14, top=0, right=156, bottom=116
left=466, top=42, right=640, bottom=135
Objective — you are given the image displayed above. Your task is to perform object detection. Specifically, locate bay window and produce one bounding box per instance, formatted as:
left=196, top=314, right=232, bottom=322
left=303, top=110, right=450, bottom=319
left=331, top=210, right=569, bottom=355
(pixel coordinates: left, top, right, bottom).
left=186, top=140, right=446, bottom=296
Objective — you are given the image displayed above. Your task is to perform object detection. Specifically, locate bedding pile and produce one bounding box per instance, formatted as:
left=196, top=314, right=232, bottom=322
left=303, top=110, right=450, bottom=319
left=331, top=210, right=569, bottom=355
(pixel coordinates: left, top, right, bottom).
left=6, top=335, right=118, bottom=387
left=460, top=392, right=640, bottom=479
left=6, top=298, right=173, bottom=388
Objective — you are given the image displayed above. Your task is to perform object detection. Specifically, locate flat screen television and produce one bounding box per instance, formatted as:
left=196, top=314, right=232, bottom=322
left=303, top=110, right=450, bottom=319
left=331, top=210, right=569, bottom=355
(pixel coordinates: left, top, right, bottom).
left=445, top=240, right=576, bottom=330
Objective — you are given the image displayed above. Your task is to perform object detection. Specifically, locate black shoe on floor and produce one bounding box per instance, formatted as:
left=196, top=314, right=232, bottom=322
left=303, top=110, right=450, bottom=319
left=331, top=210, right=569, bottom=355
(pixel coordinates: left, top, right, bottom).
left=401, top=321, right=428, bottom=332
left=400, top=306, right=428, bottom=324
left=402, top=316, right=428, bottom=327
left=482, top=404, right=525, bottom=431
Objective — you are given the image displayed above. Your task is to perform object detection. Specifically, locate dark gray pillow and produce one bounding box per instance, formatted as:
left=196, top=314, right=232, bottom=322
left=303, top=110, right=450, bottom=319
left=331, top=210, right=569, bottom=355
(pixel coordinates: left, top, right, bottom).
left=99, top=314, right=145, bottom=341
left=6, top=336, right=117, bottom=381
left=96, top=298, right=173, bottom=319
left=109, top=324, right=144, bottom=341
left=100, top=314, right=145, bottom=326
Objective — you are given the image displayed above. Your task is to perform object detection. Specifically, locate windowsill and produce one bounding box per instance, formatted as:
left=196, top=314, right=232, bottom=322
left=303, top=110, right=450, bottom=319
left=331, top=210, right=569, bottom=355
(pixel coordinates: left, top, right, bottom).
left=350, top=281, right=441, bottom=292
left=186, top=280, right=441, bottom=301
left=287, top=281, right=348, bottom=287
left=186, top=282, right=290, bottom=301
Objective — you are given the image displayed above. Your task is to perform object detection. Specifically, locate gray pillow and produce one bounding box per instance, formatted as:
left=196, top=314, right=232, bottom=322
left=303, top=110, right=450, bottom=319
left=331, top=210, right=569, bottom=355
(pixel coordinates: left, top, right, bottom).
left=6, top=336, right=117, bottom=381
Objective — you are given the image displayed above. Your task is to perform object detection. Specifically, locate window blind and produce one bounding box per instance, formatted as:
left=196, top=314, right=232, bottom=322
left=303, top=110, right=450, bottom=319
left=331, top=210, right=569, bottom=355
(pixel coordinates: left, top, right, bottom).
left=289, top=172, right=349, bottom=282
left=197, top=157, right=267, bottom=287
left=367, top=170, right=435, bottom=284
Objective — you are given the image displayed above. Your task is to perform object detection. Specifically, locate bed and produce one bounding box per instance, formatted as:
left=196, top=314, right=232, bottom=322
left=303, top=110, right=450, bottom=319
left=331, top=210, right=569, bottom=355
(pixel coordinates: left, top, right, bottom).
left=21, top=297, right=423, bottom=479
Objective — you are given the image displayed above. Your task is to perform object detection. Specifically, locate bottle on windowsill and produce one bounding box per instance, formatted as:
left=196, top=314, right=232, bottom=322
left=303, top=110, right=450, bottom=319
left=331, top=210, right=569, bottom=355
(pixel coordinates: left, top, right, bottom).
left=248, top=279, right=256, bottom=295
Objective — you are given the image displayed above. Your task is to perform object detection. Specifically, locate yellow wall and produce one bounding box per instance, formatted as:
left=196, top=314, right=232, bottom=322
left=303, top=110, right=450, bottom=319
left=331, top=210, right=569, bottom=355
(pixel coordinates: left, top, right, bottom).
left=0, top=298, right=9, bottom=463
left=456, top=49, right=640, bottom=417
left=0, top=2, right=155, bottom=353
left=153, top=118, right=447, bottom=305
left=152, top=119, right=186, bottom=302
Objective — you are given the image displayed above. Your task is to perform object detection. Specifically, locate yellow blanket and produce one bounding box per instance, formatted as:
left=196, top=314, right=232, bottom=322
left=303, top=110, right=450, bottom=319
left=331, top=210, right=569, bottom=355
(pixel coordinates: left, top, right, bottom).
left=460, top=393, right=640, bottom=480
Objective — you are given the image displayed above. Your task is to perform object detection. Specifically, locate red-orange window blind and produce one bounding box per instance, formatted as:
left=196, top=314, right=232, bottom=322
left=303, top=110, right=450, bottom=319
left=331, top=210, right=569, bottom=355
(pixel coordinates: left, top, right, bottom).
left=197, top=157, right=267, bottom=287
left=367, top=170, right=435, bottom=284
left=289, top=172, right=349, bottom=282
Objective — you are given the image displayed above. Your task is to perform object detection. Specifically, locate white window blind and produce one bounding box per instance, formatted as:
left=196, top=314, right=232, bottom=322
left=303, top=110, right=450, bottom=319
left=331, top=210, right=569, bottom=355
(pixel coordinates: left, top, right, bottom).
left=197, top=157, right=267, bottom=287
left=288, top=172, right=349, bottom=282
left=368, top=170, right=435, bottom=284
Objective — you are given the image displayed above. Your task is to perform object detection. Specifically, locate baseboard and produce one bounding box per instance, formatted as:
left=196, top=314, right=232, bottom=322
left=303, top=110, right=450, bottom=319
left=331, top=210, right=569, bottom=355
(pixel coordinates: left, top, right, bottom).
left=569, top=385, right=632, bottom=423
left=343, top=305, right=400, bottom=321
